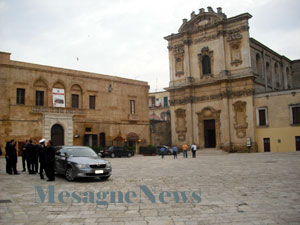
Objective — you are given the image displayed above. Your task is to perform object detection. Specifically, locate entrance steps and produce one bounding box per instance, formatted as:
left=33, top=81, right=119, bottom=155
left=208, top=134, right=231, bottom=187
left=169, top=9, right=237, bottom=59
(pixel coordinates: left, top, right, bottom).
left=197, top=148, right=228, bottom=155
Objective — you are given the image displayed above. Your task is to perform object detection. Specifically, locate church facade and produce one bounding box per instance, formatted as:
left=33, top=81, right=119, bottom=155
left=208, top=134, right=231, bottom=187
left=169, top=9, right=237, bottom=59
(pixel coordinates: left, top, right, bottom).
left=164, top=7, right=300, bottom=152
left=0, top=52, right=150, bottom=153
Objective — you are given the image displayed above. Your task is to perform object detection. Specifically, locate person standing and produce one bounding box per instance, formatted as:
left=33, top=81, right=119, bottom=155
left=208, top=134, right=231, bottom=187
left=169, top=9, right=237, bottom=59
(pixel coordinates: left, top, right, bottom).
left=21, top=140, right=28, bottom=172
left=45, top=140, right=55, bottom=181
left=160, top=146, right=165, bottom=159
left=172, top=146, right=178, bottom=159
left=38, top=139, right=46, bottom=180
left=26, top=140, right=35, bottom=174
left=191, top=143, right=197, bottom=158
left=33, top=139, right=39, bottom=173
left=5, top=141, right=12, bottom=174
left=182, top=144, right=188, bottom=158
left=7, top=140, right=19, bottom=175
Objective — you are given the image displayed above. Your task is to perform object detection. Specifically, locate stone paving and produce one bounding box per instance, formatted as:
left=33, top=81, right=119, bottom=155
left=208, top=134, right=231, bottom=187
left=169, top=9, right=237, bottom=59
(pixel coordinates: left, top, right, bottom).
left=0, top=150, right=300, bottom=225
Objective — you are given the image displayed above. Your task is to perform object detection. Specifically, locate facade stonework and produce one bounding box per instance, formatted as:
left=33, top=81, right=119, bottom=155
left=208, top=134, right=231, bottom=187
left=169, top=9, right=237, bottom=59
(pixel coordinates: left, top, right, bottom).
left=0, top=52, right=150, bottom=153
left=164, top=7, right=300, bottom=152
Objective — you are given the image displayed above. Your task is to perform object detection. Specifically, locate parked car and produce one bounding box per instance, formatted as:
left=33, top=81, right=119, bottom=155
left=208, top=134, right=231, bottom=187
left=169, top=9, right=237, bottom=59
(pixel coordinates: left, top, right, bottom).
left=100, top=146, right=134, bottom=158
left=54, top=146, right=112, bottom=181
left=156, top=145, right=173, bottom=155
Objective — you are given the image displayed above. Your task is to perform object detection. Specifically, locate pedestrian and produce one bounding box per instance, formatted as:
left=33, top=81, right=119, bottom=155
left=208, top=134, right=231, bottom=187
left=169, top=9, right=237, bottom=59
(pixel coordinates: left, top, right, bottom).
left=6, top=140, right=20, bottom=175
left=182, top=144, right=188, bottom=158
left=26, top=140, right=35, bottom=174
left=5, top=141, right=12, bottom=174
left=33, top=139, right=39, bottom=173
left=21, top=140, right=28, bottom=172
left=160, top=146, right=165, bottom=159
left=172, top=146, right=178, bottom=159
left=191, top=143, right=197, bottom=158
left=45, top=140, right=55, bottom=181
left=38, top=139, right=46, bottom=180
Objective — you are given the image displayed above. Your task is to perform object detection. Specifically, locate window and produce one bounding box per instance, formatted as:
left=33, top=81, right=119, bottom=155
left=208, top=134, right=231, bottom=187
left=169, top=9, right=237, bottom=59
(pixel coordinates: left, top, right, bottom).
left=16, top=88, right=25, bottom=105
left=35, top=91, right=44, bottom=106
left=163, top=96, right=168, bottom=107
left=72, top=94, right=79, bottom=108
left=89, top=96, right=95, bottom=109
left=202, top=55, right=211, bottom=75
left=130, top=100, right=135, bottom=114
left=150, top=96, right=155, bottom=107
left=256, top=53, right=262, bottom=76
left=256, top=107, right=268, bottom=126
left=291, top=106, right=300, bottom=125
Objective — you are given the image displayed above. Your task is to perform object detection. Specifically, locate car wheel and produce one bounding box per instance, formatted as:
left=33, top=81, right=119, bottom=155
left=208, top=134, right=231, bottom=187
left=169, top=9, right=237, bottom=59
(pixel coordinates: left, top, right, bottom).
left=127, top=152, right=132, bottom=157
left=65, top=167, right=75, bottom=181
left=111, top=153, right=115, bottom=158
left=100, top=175, right=110, bottom=180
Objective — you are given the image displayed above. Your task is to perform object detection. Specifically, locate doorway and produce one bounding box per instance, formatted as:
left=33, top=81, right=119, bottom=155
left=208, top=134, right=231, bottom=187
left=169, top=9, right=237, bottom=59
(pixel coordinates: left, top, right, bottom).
left=51, top=124, right=64, bottom=146
left=296, top=136, right=300, bottom=151
left=263, top=138, right=270, bottom=152
left=204, top=119, right=216, bottom=148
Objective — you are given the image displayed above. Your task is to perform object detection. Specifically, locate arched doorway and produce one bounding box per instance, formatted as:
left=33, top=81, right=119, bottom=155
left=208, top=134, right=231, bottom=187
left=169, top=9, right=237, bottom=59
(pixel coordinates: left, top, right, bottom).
left=51, top=124, right=64, bottom=146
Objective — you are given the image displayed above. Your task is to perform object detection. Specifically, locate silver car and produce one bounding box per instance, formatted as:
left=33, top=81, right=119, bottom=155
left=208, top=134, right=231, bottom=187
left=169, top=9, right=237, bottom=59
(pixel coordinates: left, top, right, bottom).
left=55, top=146, right=112, bottom=181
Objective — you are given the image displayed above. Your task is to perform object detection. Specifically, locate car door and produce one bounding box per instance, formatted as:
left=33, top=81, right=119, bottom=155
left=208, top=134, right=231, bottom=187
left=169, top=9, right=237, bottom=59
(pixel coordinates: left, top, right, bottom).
left=55, top=148, right=67, bottom=173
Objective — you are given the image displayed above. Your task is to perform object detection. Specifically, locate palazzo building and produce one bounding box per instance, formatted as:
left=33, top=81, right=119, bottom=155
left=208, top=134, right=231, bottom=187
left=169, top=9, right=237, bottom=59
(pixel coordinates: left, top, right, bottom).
left=164, top=7, right=300, bottom=152
left=0, top=52, right=150, bottom=154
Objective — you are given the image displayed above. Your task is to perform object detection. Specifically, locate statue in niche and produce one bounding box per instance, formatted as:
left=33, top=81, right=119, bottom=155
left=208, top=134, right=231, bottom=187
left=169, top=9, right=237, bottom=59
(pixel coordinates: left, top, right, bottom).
left=233, top=101, right=248, bottom=138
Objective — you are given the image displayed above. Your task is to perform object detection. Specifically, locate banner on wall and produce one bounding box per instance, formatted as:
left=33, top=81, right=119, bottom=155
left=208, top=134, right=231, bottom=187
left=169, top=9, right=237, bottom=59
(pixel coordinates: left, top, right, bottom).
left=52, top=88, right=65, bottom=107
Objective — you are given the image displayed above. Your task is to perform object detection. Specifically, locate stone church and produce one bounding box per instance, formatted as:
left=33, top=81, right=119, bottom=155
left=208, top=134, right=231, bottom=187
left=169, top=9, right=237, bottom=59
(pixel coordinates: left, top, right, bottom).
left=0, top=52, right=150, bottom=153
left=164, top=7, right=300, bottom=152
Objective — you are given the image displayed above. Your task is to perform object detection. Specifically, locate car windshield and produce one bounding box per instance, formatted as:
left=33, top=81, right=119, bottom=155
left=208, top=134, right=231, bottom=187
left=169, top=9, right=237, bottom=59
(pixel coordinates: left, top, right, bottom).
left=64, top=147, right=97, bottom=157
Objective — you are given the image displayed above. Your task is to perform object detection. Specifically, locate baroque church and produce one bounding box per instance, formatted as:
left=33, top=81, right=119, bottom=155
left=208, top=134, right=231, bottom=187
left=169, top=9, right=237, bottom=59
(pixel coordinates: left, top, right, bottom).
left=164, top=7, right=300, bottom=152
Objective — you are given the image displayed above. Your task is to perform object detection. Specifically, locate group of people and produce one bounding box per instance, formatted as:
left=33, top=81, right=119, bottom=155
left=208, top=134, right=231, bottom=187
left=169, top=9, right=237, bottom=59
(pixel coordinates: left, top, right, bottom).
left=160, top=144, right=197, bottom=159
left=5, top=139, right=56, bottom=181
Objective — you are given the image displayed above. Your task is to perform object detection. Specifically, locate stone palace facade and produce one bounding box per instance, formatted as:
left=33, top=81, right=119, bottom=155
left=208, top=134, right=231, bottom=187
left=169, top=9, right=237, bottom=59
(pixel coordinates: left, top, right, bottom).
left=0, top=52, right=150, bottom=154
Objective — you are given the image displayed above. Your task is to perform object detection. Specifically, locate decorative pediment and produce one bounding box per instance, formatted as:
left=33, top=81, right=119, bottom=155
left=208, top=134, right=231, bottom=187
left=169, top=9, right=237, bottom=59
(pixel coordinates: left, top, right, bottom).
left=178, top=7, right=226, bottom=33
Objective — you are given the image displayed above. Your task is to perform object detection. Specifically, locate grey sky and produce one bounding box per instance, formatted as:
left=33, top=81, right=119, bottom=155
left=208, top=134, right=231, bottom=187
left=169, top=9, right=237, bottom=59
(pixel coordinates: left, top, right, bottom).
left=0, top=0, right=299, bottom=92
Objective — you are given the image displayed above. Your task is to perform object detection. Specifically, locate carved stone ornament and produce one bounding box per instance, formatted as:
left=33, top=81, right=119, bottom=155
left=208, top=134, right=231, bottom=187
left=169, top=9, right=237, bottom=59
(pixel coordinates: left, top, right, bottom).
left=173, top=44, right=184, bottom=55
left=227, top=29, right=242, bottom=42
left=175, top=108, right=187, bottom=142
left=233, top=101, right=248, bottom=138
left=230, top=41, right=242, bottom=66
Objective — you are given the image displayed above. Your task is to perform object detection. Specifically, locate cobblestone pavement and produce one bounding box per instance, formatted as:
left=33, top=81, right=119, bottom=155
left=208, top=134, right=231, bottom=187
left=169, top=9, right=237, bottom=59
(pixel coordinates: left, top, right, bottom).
left=0, top=150, right=300, bottom=225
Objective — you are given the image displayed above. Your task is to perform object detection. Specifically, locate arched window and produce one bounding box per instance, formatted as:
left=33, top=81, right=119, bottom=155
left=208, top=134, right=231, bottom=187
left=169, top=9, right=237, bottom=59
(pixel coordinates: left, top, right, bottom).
left=266, top=62, right=271, bottom=85
left=256, top=53, right=262, bottom=76
left=202, top=55, right=211, bottom=75
left=274, top=63, right=280, bottom=87
left=286, top=67, right=292, bottom=88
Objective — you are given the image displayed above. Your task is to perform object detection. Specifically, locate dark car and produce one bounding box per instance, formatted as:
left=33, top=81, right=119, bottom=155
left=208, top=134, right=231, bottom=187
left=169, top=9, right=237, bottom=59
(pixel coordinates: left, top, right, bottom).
left=101, top=146, right=134, bottom=158
left=157, top=145, right=172, bottom=155
left=55, top=146, right=112, bottom=181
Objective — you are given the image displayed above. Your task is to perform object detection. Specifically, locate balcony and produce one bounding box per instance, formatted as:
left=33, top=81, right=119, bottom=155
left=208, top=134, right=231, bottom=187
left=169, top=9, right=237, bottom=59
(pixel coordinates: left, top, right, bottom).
left=128, top=114, right=139, bottom=121
left=32, top=106, right=84, bottom=115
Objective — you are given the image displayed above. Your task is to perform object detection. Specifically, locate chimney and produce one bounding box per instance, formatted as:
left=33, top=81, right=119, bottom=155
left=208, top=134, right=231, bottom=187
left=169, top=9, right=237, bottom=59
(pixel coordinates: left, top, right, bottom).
left=182, top=18, right=187, bottom=23
left=217, top=7, right=222, bottom=14
left=199, top=8, right=205, bottom=14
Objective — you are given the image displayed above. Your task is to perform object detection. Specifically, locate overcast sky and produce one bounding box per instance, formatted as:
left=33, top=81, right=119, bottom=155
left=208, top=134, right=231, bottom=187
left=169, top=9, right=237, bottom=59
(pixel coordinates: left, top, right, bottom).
left=0, top=0, right=299, bottom=92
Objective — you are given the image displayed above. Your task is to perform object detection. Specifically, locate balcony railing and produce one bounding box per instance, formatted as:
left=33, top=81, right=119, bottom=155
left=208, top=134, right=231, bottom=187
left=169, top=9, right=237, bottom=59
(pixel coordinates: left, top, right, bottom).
left=32, top=106, right=84, bottom=115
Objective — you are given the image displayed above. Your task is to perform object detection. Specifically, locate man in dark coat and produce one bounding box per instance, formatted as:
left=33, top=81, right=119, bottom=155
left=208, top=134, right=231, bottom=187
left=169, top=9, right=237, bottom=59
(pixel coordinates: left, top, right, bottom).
left=38, top=139, right=46, bottom=180
left=6, top=140, right=19, bottom=175
left=21, top=140, right=28, bottom=172
left=45, top=140, right=55, bottom=181
left=33, top=139, right=39, bottom=173
left=26, top=140, right=35, bottom=174
left=5, top=141, right=12, bottom=174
